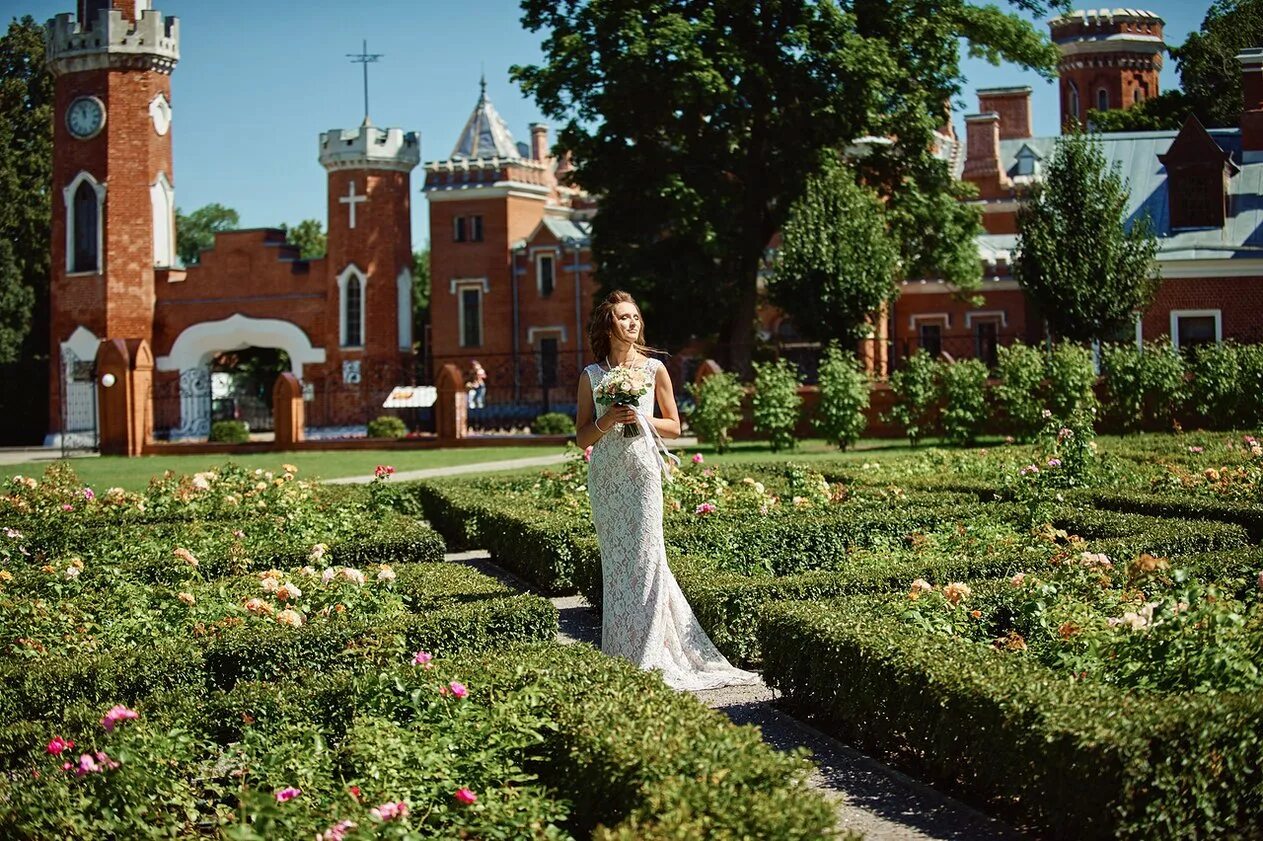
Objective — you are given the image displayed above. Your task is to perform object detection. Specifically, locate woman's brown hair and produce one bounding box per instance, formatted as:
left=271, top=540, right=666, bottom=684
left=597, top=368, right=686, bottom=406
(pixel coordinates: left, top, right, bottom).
left=588, top=290, right=657, bottom=362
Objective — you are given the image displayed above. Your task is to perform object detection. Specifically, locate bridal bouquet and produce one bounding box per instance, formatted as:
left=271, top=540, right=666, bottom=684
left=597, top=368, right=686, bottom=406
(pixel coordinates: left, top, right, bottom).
left=595, top=365, right=651, bottom=437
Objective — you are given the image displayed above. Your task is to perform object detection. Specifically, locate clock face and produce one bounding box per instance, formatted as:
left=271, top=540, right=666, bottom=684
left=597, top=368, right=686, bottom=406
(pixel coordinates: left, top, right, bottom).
left=66, top=97, right=105, bottom=140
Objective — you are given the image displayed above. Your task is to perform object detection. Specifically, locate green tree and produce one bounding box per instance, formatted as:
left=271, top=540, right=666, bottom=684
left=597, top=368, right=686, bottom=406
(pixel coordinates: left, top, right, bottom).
left=814, top=342, right=870, bottom=450
left=0, top=17, right=52, bottom=364
left=752, top=358, right=804, bottom=451
left=278, top=218, right=325, bottom=259
left=769, top=159, right=898, bottom=346
left=513, top=0, right=1065, bottom=371
left=176, top=203, right=239, bottom=266
left=1013, top=128, right=1160, bottom=343
left=885, top=349, right=940, bottom=446
left=412, top=245, right=430, bottom=348
left=685, top=371, right=746, bottom=453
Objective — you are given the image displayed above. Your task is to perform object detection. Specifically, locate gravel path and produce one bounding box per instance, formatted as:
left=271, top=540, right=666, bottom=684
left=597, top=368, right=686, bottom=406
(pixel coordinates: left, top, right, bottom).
left=444, top=549, right=1023, bottom=840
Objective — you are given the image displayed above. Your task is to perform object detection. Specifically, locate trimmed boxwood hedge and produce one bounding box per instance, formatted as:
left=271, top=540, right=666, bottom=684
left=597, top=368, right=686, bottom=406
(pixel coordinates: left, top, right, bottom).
left=759, top=597, right=1263, bottom=839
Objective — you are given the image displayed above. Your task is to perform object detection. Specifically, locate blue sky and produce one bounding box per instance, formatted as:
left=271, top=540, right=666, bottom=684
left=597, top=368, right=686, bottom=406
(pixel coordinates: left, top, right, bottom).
left=12, top=1, right=1210, bottom=250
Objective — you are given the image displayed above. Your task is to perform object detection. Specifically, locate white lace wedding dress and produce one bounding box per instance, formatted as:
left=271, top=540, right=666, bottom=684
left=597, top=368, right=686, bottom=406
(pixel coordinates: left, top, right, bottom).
left=586, top=359, right=761, bottom=691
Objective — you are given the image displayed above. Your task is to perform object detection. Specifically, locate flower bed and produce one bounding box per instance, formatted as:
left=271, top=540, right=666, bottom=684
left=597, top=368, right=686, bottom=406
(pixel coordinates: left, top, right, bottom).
left=0, top=462, right=836, bottom=838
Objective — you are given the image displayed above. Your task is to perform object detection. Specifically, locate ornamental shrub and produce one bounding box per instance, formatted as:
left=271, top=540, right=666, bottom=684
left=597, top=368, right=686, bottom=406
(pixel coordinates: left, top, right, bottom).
left=530, top=411, right=576, bottom=435
left=886, top=350, right=939, bottom=446
left=209, top=420, right=249, bottom=443
left=1187, top=342, right=1263, bottom=428
left=1101, top=342, right=1187, bottom=432
left=1045, top=342, right=1097, bottom=419
left=366, top=415, right=407, bottom=438
left=814, top=342, right=869, bottom=450
left=938, top=358, right=989, bottom=446
left=1238, top=344, right=1263, bottom=428
left=685, top=372, right=745, bottom=454
left=751, top=359, right=804, bottom=451
left=992, top=341, right=1046, bottom=441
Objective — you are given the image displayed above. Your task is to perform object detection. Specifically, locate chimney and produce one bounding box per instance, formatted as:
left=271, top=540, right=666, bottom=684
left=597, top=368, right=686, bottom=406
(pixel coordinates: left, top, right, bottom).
left=1240, top=49, right=1263, bottom=163
left=977, top=87, right=1032, bottom=140
left=529, top=123, right=549, bottom=162
left=962, top=113, right=1009, bottom=190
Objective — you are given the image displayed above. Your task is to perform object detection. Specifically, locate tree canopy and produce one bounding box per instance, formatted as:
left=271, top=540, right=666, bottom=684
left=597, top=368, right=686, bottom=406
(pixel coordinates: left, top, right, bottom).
left=0, top=16, right=52, bottom=364
left=175, top=203, right=239, bottom=266
left=512, top=0, right=1067, bottom=370
left=768, top=158, right=898, bottom=346
left=1092, top=0, right=1263, bottom=132
left=1013, top=128, right=1160, bottom=343
left=279, top=218, right=326, bottom=260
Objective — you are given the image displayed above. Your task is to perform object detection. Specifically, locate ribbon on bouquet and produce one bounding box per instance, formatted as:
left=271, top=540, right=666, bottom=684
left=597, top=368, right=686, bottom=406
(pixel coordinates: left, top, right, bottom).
left=633, top=410, right=682, bottom=483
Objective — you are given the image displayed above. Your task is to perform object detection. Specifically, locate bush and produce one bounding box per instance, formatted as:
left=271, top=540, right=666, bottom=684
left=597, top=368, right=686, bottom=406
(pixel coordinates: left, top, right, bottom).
left=685, top=372, right=745, bottom=453
left=1101, top=342, right=1186, bottom=432
left=813, top=342, right=870, bottom=450
left=366, top=415, right=407, bottom=438
left=530, top=411, right=575, bottom=435
left=992, top=341, right=1046, bottom=441
left=885, top=350, right=938, bottom=445
left=938, top=358, right=989, bottom=446
left=209, top=420, right=249, bottom=443
left=1186, top=342, right=1263, bottom=429
left=1046, top=342, right=1097, bottom=418
left=751, top=359, right=804, bottom=451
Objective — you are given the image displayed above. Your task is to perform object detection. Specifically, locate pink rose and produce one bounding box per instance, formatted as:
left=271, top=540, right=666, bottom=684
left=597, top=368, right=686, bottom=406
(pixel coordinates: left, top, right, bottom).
left=583, top=445, right=593, bottom=463
left=61, top=504, right=73, bottom=512
left=371, top=800, right=409, bottom=821
left=46, top=736, right=74, bottom=755
left=374, top=465, right=396, bottom=479
left=691, top=453, right=704, bottom=464
left=411, top=650, right=433, bottom=668
left=316, top=819, right=356, bottom=841
left=275, top=786, right=302, bottom=803
left=694, top=502, right=716, bottom=516
left=448, top=681, right=468, bottom=699
left=100, top=704, right=139, bottom=732
left=454, top=787, right=477, bottom=805
left=82, top=487, right=95, bottom=500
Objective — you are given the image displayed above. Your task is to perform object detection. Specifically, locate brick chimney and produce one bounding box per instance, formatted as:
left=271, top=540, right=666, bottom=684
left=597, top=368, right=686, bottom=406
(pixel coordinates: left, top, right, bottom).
left=529, top=123, right=549, bottom=162
left=1240, top=49, right=1263, bottom=163
left=977, top=87, right=1032, bottom=140
left=962, top=113, right=1010, bottom=194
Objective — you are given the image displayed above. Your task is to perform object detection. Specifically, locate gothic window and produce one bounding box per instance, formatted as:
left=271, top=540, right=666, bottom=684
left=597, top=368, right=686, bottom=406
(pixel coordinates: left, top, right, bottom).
left=67, top=175, right=105, bottom=274
left=1097, top=88, right=1109, bottom=112
left=337, top=264, right=367, bottom=348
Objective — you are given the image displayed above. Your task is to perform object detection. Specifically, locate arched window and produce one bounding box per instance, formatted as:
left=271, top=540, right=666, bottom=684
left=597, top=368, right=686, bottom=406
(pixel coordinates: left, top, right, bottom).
left=73, top=180, right=99, bottom=273
left=1068, top=81, right=1080, bottom=120
left=1097, top=88, right=1109, bottom=112
left=150, top=172, right=175, bottom=267
left=337, top=264, right=367, bottom=348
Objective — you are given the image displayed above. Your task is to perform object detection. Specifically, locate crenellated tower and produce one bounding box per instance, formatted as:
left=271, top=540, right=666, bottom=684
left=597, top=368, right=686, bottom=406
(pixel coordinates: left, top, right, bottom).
left=318, top=124, right=420, bottom=382
left=1050, top=8, right=1165, bottom=130
left=45, top=0, right=180, bottom=438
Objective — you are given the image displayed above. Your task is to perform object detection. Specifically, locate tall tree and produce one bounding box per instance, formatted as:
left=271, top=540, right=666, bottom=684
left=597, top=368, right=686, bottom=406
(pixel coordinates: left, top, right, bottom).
left=1092, top=0, right=1263, bottom=132
left=1013, top=128, right=1160, bottom=343
left=278, top=218, right=326, bottom=259
left=0, top=16, right=52, bottom=364
left=412, top=245, right=430, bottom=350
left=175, top=203, right=239, bottom=266
left=768, top=158, right=898, bottom=346
left=513, top=0, right=1066, bottom=371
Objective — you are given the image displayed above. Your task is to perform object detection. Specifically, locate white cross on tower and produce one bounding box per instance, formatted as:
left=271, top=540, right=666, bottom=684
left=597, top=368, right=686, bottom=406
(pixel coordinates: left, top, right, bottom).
left=339, top=180, right=367, bottom=229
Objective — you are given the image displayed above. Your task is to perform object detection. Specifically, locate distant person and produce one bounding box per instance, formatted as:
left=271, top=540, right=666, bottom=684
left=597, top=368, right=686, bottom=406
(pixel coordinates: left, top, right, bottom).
left=466, top=360, right=487, bottom=408
left=575, top=289, right=758, bottom=691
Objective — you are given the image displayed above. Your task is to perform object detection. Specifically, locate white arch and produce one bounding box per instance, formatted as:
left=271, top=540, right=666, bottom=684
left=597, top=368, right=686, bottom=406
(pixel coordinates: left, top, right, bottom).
left=150, top=171, right=175, bottom=267
left=156, top=313, right=326, bottom=375
left=64, top=170, right=106, bottom=274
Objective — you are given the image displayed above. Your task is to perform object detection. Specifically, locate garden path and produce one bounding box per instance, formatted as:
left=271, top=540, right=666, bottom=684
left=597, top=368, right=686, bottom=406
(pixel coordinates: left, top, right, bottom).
left=326, top=453, right=572, bottom=484
left=445, top=549, right=1023, bottom=841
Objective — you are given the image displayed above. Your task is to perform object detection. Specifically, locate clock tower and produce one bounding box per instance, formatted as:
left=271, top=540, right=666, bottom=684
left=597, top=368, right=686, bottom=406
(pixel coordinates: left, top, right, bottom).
left=45, top=0, right=180, bottom=438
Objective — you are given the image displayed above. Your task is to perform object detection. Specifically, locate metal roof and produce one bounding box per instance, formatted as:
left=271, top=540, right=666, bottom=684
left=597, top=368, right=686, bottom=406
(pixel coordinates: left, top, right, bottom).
left=449, top=77, right=520, bottom=161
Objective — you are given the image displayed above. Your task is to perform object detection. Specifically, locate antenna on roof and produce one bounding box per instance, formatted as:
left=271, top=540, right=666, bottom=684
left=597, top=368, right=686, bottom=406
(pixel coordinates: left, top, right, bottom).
left=346, top=39, right=383, bottom=127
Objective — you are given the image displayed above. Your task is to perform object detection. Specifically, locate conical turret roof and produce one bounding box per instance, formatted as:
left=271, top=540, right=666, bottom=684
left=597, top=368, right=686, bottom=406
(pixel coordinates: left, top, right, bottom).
left=450, top=76, right=520, bottom=160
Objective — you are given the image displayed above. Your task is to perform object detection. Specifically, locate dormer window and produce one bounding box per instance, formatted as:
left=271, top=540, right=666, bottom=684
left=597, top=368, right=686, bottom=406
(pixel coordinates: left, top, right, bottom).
left=1159, top=115, right=1238, bottom=231
left=1014, top=145, right=1041, bottom=177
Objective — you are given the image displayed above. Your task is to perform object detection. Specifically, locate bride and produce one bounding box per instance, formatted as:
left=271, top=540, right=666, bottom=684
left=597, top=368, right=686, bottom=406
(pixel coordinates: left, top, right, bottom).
left=575, top=290, right=760, bottom=691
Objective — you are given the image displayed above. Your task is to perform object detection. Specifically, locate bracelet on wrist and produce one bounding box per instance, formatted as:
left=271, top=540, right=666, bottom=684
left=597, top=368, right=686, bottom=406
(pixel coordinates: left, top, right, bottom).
left=594, top=417, right=609, bottom=433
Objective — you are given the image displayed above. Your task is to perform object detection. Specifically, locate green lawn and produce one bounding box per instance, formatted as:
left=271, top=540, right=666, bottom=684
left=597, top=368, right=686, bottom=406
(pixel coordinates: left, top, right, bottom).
left=1, top=446, right=568, bottom=491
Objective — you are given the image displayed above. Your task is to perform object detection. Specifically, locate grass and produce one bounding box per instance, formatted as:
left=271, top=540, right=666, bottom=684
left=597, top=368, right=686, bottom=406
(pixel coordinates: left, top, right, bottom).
left=0, top=446, right=569, bottom=491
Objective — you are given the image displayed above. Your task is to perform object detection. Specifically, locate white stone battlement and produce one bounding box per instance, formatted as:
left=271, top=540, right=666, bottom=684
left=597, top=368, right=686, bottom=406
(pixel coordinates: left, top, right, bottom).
left=319, top=126, right=421, bottom=172
left=1051, top=8, right=1163, bottom=30
left=45, top=9, right=180, bottom=76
